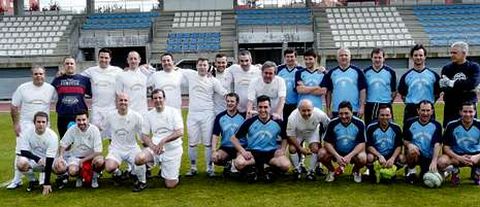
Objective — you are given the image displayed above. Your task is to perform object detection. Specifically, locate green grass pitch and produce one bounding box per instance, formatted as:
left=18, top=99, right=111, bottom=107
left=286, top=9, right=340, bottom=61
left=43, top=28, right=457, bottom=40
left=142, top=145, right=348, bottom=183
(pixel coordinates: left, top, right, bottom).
left=0, top=103, right=479, bottom=207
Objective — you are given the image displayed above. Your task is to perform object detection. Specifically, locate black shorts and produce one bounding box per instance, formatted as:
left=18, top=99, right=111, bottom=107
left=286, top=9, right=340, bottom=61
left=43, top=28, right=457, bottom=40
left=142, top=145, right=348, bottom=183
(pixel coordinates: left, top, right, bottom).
left=219, top=146, right=238, bottom=160
left=250, top=150, right=276, bottom=166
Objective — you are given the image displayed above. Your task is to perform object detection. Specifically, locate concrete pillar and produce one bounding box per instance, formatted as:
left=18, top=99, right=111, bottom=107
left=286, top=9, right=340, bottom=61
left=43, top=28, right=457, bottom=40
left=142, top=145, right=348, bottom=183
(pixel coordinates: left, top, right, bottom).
left=86, top=0, right=95, bottom=14
left=14, top=0, right=24, bottom=15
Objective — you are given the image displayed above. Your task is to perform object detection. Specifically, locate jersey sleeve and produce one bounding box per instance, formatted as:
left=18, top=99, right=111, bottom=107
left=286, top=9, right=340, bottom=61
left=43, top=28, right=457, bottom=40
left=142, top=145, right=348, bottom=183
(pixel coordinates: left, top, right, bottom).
left=212, top=113, right=223, bottom=136
left=442, top=123, right=455, bottom=147
left=294, top=70, right=302, bottom=93
left=277, top=77, right=287, bottom=98
left=92, top=126, right=103, bottom=153
left=366, top=124, right=376, bottom=146
left=172, top=108, right=184, bottom=130
left=432, top=121, right=443, bottom=143
left=247, top=78, right=257, bottom=101
left=60, top=128, right=73, bottom=148
left=356, top=68, right=367, bottom=90
left=235, top=117, right=256, bottom=140
left=324, top=120, right=336, bottom=144
left=354, top=120, right=367, bottom=143
left=115, top=74, right=125, bottom=94
left=403, top=120, right=413, bottom=142
left=397, top=72, right=408, bottom=97
left=388, top=68, right=397, bottom=92
left=84, top=76, right=92, bottom=97
left=432, top=70, right=441, bottom=100
left=455, top=62, right=480, bottom=91
left=45, top=132, right=59, bottom=158
left=320, top=69, right=333, bottom=91
left=286, top=114, right=296, bottom=137
left=11, top=85, right=22, bottom=107
left=212, top=78, right=227, bottom=96
left=392, top=124, right=403, bottom=147
left=141, top=114, right=151, bottom=136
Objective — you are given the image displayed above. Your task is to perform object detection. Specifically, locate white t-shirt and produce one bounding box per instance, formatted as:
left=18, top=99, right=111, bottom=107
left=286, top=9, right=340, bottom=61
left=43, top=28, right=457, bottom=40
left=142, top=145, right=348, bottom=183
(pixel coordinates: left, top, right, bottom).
left=182, top=69, right=227, bottom=113
left=82, top=65, right=123, bottom=111
left=213, top=69, right=231, bottom=115
left=247, top=76, right=286, bottom=112
left=147, top=70, right=184, bottom=109
left=142, top=106, right=183, bottom=151
left=20, top=127, right=59, bottom=158
left=61, top=124, right=102, bottom=158
left=286, top=107, right=330, bottom=139
left=226, top=64, right=261, bottom=112
left=11, top=82, right=56, bottom=124
left=116, top=69, right=148, bottom=115
left=105, top=110, right=143, bottom=151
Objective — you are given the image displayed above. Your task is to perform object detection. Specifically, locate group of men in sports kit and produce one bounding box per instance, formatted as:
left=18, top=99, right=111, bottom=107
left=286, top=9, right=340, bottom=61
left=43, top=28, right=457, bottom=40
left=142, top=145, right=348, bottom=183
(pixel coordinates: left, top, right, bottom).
left=6, top=41, right=480, bottom=195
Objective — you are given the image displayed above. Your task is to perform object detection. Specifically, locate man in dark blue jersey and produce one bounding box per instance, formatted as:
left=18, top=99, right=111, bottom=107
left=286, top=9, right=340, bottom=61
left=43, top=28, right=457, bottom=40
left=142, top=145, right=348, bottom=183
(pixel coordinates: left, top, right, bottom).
left=321, top=47, right=367, bottom=118
left=403, top=100, right=442, bottom=184
left=366, top=105, right=404, bottom=181
left=211, top=93, right=246, bottom=176
left=231, top=95, right=291, bottom=182
left=51, top=57, right=91, bottom=138
left=398, top=44, right=440, bottom=125
left=364, top=48, right=397, bottom=125
left=318, top=101, right=367, bottom=183
left=277, top=48, right=304, bottom=120
left=440, top=41, right=480, bottom=127
left=438, top=102, right=480, bottom=185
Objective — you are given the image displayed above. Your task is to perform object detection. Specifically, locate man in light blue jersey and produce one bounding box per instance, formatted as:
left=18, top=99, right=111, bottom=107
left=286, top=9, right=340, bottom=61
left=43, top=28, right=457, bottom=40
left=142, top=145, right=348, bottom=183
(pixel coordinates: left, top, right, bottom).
left=295, top=49, right=327, bottom=110
left=438, top=102, right=480, bottom=185
left=320, top=47, right=367, bottom=118
left=366, top=105, right=404, bottom=182
left=211, top=93, right=246, bottom=176
left=231, top=95, right=291, bottom=182
left=318, top=101, right=367, bottom=183
left=364, top=48, right=397, bottom=125
left=398, top=44, right=440, bottom=125
left=277, top=48, right=304, bottom=120
left=403, top=100, right=442, bottom=184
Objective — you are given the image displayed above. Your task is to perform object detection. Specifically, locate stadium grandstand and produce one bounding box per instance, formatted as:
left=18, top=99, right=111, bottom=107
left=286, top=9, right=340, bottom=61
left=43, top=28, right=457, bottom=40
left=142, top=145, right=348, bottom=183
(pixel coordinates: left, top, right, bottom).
left=1, top=0, right=480, bottom=99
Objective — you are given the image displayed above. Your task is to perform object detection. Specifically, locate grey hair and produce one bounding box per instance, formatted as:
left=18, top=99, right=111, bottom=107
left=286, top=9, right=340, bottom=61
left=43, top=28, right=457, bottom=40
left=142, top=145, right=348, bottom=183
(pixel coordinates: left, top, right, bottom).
left=451, top=41, right=469, bottom=54
left=261, top=61, right=277, bottom=72
left=337, top=47, right=351, bottom=57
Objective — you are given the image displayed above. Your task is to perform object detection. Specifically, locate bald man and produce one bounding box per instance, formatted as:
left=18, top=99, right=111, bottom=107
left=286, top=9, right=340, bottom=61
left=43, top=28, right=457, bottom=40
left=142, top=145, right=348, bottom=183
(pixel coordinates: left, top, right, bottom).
left=104, top=93, right=146, bottom=192
left=286, top=99, right=330, bottom=180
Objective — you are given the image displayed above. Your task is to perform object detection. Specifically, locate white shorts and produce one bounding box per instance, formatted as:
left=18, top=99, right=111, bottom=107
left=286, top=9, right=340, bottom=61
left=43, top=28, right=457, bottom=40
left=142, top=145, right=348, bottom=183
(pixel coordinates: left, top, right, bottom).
left=145, top=147, right=182, bottom=180
left=90, top=109, right=111, bottom=139
left=106, top=146, right=141, bottom=166
left=187, top=112, right=215, bottom=146
left=296, top=132, right=320, bottom=145
left=24, top=157, right=56, bottom=172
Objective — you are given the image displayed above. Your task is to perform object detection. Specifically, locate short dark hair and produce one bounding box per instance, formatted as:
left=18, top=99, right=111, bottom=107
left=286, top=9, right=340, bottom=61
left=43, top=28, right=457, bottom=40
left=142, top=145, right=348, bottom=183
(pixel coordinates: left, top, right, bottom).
left=98, top=48, right=112, bottom=57
left=370, top=47, right=385, bottom=58
left=161, top=53, right=174, bottom=61
left=33, top=111, right=49, bottom=123
left=338, top=101, right=352, bottom=112
left=283, top=48, right=296, bottom=57
left=378, top=104, right=391, bottom=115
left=461, top=101, right=476, bottom=109
left=226, top=92, right=240, bottom=103
left=197, top=57, right=209, bottom=64
left=215, top=53, right=227, bottom=59
left=410, top=44, right=427, bottom=57
left=256, top=95, right=271, bottom=106
left=75, top=110, right=89, bottom=119
left=303, top=49, right=317, bottom=59
left=151, top=88, right=166, bottom=99
left=417, top=100, right=434, bottom=109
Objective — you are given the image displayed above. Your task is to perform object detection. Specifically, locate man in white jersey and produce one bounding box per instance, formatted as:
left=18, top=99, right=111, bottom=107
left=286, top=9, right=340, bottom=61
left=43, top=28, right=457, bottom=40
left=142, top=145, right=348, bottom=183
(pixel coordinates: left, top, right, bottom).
left=16, top=112, right=58, bottom=195
left=104, top=93, right=146, bottom=192
left=247, top=61, right=286, bottom=120
left=116, top=51, right=150, bottom=116
left=7, top=66, right=56, bottom=189
left=287, top=99, right=330, bottom=180
left=183, top=57, right=227, bottom=177
left=212, top=53, right=231, bottom=115
left=134, top=89, right=183, bottom=188
left=81, top=48, right=123, bottom=138
left=148, top=53, right=184, bottom=109
left=226, top=50, right=261, bottom=113
left=53, top=111, right=104, bottom=189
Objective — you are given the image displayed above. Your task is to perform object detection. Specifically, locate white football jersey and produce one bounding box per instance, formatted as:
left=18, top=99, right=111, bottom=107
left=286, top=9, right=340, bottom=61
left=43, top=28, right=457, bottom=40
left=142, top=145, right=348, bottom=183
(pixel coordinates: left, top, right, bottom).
left=247, top=76, right=286, bottom=112
left=82, top=65, right=123, bottom=111
left=20, top=127, right=59, bottom=158
left=286, top=107, right=330, bottom=139
left=61, top=124, right=102, bottom=158
left=226, top=64, right=261, bottom=112
left=11, top=81, right=56, bottom=124
left=105, top=110, right=143, bottom=150
left=182, top=69, right=226, bottom=113
left=142, top=106, right=183, bottom=150
left=148, top=70, right=183, bottom=109
left=116, top=69, right=148, bottom=115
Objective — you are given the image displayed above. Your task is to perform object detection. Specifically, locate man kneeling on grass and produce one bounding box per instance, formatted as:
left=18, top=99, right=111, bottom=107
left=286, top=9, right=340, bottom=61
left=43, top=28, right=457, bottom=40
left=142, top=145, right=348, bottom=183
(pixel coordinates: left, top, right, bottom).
left=318, top=101, right=367, bottom=183
left=230, top=95, right=291, bottom=182
left=438, top=101, right=480, bottom=186
left=53, top=111, right=104, bottom=189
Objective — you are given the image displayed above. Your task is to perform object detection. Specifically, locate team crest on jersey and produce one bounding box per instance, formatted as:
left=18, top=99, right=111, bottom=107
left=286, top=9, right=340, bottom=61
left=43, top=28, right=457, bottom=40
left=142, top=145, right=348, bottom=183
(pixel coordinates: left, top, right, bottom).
left=453, top=72, right=466, bottom=81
